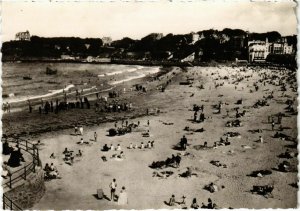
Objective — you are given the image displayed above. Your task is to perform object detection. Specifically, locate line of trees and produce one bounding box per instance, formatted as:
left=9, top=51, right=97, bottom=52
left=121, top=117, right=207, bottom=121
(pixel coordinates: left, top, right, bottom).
left=1, top=28, right=297, bottom=63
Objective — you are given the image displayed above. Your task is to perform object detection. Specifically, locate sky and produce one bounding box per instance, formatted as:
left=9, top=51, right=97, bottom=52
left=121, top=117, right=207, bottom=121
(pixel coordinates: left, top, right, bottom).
left=1, top=0, right=297, bottom=42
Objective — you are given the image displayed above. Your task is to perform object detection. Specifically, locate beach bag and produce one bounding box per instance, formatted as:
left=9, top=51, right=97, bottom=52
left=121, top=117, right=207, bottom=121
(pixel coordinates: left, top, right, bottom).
left=97, top=188, right=104, bottom=199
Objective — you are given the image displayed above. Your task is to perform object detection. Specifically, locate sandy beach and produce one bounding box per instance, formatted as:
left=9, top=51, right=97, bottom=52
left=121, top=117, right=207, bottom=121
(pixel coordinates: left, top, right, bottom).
left=2, top=65, right=298, bottom=209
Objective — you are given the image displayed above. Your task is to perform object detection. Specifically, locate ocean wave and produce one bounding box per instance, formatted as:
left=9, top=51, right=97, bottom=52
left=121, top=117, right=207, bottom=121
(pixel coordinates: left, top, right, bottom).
left=5, top=84, right=75, bottom=104
left=109, top=74, right=146, bottom=85
left=109, top=67, right=161, bottom=85
left=98, top=66, right=144, bottom=77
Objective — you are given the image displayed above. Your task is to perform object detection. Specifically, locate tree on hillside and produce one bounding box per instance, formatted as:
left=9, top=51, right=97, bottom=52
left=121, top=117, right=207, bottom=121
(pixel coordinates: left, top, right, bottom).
left=111, top=37, right=136, bottom=49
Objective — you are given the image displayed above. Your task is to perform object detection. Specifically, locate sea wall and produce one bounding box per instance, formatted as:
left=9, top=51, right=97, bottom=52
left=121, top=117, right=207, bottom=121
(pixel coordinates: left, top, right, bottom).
left=5, top=168, right=45, bottom=209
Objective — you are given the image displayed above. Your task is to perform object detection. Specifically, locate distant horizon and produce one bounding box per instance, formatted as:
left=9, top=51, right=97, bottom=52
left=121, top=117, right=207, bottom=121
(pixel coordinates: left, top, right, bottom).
left=2, top=1, right=297, bottom=42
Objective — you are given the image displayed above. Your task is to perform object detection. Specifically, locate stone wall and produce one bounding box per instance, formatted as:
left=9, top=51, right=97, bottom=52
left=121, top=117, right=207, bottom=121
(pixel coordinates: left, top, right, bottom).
left=5, top=168, right=45, bottom=209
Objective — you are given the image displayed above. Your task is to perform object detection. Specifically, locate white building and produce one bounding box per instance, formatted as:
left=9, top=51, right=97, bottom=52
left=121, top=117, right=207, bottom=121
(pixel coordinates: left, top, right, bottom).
left=102, top=37, right=112, bottom=46
left=248, top=37, right=294, bottom=62
left=15, top=31, right=30, bottom=41
left=248, top=40, right=270, bottom=62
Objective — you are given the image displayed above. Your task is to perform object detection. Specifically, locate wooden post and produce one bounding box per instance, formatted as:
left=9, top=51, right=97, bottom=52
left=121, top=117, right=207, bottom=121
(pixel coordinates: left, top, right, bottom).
left=10, top=198, right=12, bottom=210
left=26, top=140, right=28, bottom=150
left=24, top=166, right=26, bottom=180
left=33, top=162, right=36, bottom=173
left=3, top=195, right=5, bottom=210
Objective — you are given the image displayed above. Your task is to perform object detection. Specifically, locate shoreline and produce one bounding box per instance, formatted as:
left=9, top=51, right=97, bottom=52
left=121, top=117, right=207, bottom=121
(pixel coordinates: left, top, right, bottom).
left=2, top=66, right=181, bottom=140
left=2, top=59, right=296, bottom=70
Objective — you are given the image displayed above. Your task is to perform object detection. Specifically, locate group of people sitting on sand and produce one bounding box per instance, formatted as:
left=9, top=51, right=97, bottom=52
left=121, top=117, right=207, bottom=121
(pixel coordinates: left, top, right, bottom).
left=74, top=125, right=84, bottom=136
left=110, top=151, right=125, bottom=160
left=100, top=144, right=125, bottom=161
left=150, top=154, right=181, bottom=169
left=167, top=195, right=218, bottom=209
left=96, top=98, right=132, bottom=113
left=44, top=163, right=61, bottom=179
left=63, top=148, right=74, bottom=165
left=204, top=182, right=224, bottom=193
left=128, top=141, right=154, bottom=149
left=213, top=136, right=231, bottom=148
left=101, top=144, right=122, bottom=152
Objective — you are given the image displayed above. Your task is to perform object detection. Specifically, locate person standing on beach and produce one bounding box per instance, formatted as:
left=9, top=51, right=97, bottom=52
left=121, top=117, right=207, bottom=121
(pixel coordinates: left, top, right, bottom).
left=259, top=136, right=264, bottom=143
left=79, top=126, right=83, bottom=136
left=193, top=111, right=198, bottom=122
left=271, top=121, right=275, bottom=131
left=109, top=179, right=117, bottom=201
left=74, top=125, right=78, bottom=135
left=94, top=132, right=97, bottom=142
left=6, top=102, right=11, bottom=113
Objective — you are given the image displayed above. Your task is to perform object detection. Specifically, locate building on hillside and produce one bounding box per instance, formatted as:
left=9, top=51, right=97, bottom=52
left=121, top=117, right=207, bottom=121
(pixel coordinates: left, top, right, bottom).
left=187, top=32, right=200, bottom=44
left=85, top=44, right=91, bottom=50
left=248, top=37, right=294, bottom=63
left=102, top=37, right=112, bottom=46
left=86, top=56, right=111, bottom=63
left=219, top=34, right=230, bottom=44
left=268, top=37, right=293, bottom=54
left=61, top=55, right=76, bottom=60
left=145, top=33, right=163, bottom=41
left=15, top=31, right=30, bottom=41
left=248, top=39, right=270, bottom=62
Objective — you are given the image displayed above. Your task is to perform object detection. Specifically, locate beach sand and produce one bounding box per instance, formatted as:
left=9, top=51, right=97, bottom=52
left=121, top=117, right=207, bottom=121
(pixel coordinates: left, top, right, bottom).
left=3, top=65, right=298, bottom=209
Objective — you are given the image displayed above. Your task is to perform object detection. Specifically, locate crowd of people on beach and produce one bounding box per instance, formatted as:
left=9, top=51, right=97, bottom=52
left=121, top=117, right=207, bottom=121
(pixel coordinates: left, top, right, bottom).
left=3, top=65, right=297, bottom=209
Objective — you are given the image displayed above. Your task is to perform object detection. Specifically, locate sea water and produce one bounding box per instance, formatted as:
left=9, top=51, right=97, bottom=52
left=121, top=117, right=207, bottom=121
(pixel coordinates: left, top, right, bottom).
left=2, top=62, right=160, bottom=104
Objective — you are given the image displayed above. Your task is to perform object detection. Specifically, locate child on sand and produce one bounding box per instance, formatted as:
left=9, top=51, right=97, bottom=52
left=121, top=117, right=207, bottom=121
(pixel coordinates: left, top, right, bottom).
left=191, top=198, right=199, bottom=209
left=168, top=195, right=176, bottom=206
left=110, top=144, right=114, bottom=151
left=118, top=186, right=128, bottom=205
left=116, top=144, right=121, bottom=151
